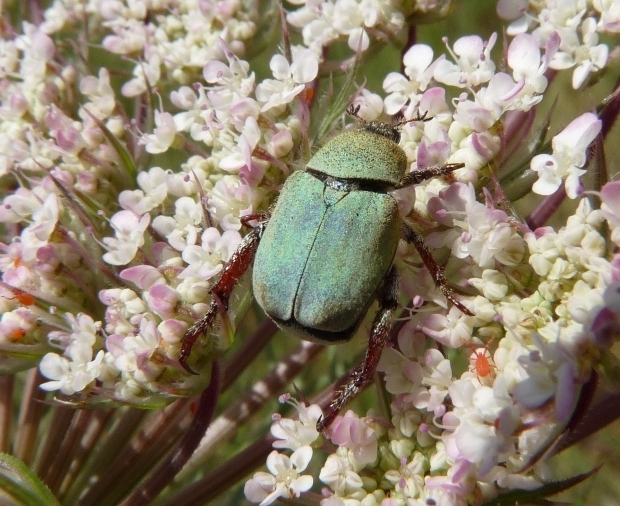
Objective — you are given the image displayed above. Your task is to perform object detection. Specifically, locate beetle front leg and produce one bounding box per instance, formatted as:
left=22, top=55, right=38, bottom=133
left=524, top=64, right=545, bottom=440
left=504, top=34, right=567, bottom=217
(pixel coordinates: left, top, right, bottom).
left=402, top=223, right=473, bottom=316
left=394, top=163, right=464, bottom=189
left=317, top=267, right=399, bottom=432
left=179, top=217, right=268, bottom=374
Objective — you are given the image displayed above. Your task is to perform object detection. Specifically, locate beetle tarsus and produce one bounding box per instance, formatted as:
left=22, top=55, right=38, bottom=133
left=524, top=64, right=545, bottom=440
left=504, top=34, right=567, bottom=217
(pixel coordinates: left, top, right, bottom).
left=179, top=359, right=199, bottom=376
left=394, top=162, right=465, bottom=189
left=179, top=301, right=219, bottom=374
left=317, top=267, right=399, bottom=432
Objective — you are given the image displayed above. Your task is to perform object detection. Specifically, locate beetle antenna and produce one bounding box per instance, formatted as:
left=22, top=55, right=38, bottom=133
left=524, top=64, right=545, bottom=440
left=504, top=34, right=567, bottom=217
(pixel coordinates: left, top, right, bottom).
left=346, top=104, right=365, bottom=124
left=393, top=110, right=431, bottom=128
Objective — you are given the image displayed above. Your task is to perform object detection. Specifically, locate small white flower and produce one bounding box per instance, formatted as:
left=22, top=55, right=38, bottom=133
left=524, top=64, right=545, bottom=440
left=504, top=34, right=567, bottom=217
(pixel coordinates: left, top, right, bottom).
left=207, top=175, right=267, bottom=231
left=0, top=188, right=43, bottom=224
left=20, top=193, right=60, bottom=261
left=327, top=411, right=378, bottom=467
left=271, top=399, right=322, bottom=450
left=469, top=269, right=509, bottom=301
left=421, top=350, right=454, bottom=411
left=531, top=112, right=602, bottom=198
left=99, top=288, right=146, bottom=334
left=434, top=34, right=497, bottom=88
left=255, top=48, right=318, bottom=112
left=383, top=451, right=426, bottom=498
left=244, top=447, right=314, bottom=505
left=179, top=228, right=242, bottom=281
left=139, top=111, right=177, bottom=154
left=548, top=18, right=608, bottom=88
left=506, top=32, right=559, bottom=110
left=79, top=68, right=116, bottom=120
left=319, top=452, right=363, bottom=494
left=419, top=308, right=474, bottom=348
left=102, top=211, right=150, bottom=265
left=119, top=167, right=169, bottom=214
left=383, top=44, right=438, bottom=116
left=594, top=0, right=620, bottom=33
left=377, top=344, right=424, bottom=396
left=449, top=377, right=516, bottom=476
left=152, top=196, right=203, bottom=251
left=350, top=89, right=384, bottom=121
left=121, top=53, right=161, bottom=97
left=108, top=318, right=163, bottom=382
left=40, top=346, right=105, bottom=395
left=464, top=201, right=525, bottom=268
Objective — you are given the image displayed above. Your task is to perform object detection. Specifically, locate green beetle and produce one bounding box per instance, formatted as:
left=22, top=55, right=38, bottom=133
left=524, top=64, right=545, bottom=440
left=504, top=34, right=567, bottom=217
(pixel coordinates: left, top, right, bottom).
left=252, top=127, right=406, bottom=343
left=180, top=106, right=471, bottom=430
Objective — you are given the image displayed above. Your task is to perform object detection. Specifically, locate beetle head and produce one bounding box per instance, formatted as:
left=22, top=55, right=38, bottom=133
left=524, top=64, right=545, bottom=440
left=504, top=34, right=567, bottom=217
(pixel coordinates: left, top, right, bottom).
left=346, top=104, right=403, bottom=144
left=359, top=121, right=401, bottom=144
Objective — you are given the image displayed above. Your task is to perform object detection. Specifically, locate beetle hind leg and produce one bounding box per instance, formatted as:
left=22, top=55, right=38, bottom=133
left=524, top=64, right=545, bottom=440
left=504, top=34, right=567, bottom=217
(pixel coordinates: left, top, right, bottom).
left=179, top=218, right=268, bottom=374
left=317, top=266, right=399, bottom=432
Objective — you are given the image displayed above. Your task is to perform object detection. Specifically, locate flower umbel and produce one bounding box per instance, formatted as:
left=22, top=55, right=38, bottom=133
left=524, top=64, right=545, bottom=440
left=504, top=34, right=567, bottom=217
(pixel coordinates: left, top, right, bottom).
left=0, top=1, right=619, bottom=505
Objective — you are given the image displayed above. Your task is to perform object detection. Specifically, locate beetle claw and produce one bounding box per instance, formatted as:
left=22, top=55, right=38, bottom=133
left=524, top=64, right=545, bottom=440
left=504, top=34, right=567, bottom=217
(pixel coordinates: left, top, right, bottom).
left=316, top=401, right=341, bottom=432
left=316, top=414, right=332, bottom=433
left=179, top=356, right=200, bottom=375
left=453, top=299, right=474, bottom=317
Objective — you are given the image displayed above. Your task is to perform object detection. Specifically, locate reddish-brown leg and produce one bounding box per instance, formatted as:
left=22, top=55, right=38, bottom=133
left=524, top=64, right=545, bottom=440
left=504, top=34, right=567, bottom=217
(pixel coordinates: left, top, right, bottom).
left=316, top=222, right=472, bottom=430
left=317, top=267, right=399, bottom=432
left=402, top=223, right=473, bottom=316
left=179, top=217, right=268, bottom=374
left=395, top=163, right=464, bottom=189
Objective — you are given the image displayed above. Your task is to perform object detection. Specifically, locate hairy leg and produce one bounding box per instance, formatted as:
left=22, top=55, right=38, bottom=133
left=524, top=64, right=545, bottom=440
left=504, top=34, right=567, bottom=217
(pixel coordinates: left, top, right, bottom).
left=179, top=216, right=268, bottom=374
left=317, top=266, right=399, bottom=431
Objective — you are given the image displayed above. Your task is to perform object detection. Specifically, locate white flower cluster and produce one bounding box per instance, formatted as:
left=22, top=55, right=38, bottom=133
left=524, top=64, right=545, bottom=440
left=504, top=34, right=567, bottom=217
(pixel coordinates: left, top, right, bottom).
left=42, top=0, right=258, bottom=95
left=39, top=313, right=105, bottom=395
left=246, top=197, right=618, bottom=504
left=498, top=0, right=609, bottom=89
left=286, top=0, right=406, bottom=54
left=375, top=30, right=601, bottom=199
left=93, top=44, right=318, bottom=399
left=245, top=398, right=321, bottom=505
left=0, top=5, right=317, bottom=403
left=0, top=0, right=619, bottom=503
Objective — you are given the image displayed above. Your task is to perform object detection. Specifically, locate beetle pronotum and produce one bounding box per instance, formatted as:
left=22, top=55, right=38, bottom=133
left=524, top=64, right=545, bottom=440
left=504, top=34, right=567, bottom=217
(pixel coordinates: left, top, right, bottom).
left=180, top=106, right=472, bottom=431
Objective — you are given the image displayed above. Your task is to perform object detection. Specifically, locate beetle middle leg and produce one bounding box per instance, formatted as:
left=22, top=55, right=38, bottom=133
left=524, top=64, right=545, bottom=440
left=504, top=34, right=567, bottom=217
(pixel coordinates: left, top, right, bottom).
left=317, top=267, right=399, bottom=432
left=179, top=214, right=268, bottom=374
left=402, top=223, right=473, bottom=316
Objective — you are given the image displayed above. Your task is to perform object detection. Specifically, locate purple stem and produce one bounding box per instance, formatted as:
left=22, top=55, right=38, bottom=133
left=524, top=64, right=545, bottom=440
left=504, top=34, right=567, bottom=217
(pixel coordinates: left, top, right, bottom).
left=120, top=361, right=221, bottom=506
left=401, top=25, right=417, bottom=75
left=525, top=185, right=566, bottom=230
left=599, top=75, right=620, bottom=139
left=221, top=317, right=278, bottom=391
left=524, top=72, right=620, bottom=229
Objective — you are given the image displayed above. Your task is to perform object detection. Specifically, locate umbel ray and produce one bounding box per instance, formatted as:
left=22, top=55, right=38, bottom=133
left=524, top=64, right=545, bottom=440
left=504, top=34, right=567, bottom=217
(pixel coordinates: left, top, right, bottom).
left=179, top=105, right=472, bottom=431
